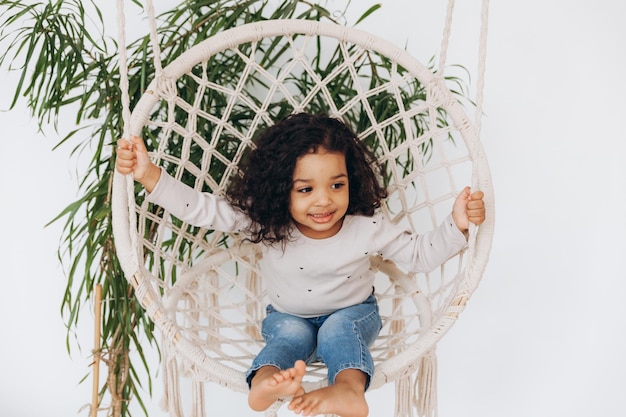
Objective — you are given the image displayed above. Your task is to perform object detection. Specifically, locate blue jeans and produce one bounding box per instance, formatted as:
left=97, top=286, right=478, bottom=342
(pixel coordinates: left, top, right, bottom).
left=246, top=293, right=382, bottom=390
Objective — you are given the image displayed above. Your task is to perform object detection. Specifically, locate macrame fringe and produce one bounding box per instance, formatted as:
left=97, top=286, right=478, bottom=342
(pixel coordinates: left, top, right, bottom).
left=395, top=374, right=416, bottom=417
left=207, top=270, right=221, bottom=349
left=192, top=381, right=206, bottom=417
left=394, top=349, right=438, bottom=417
left=416, top=349, right=438, bottom=417
left=160, top=343, right=206, bottom=417
left=160, top=350, right=185, bottom=417
left=245, top=245, right=263, bottom=340
left=246, top=268, right=262, bottom=339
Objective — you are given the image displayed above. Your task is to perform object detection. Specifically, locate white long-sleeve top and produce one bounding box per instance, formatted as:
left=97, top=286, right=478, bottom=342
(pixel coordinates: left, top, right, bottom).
left=147, top=169, right=468, bottom=318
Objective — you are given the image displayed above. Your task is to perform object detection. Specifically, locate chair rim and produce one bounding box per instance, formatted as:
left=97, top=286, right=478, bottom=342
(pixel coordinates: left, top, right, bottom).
left=111, top=18, right=495, bottom=394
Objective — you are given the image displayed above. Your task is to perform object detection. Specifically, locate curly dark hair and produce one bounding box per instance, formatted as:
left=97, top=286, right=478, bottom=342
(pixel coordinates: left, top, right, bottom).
left=226, top=112, right=387, bottom=244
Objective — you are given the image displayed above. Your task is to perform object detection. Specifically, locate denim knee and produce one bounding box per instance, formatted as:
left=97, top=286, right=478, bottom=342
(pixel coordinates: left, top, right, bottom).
left=246, top=306, right=318, bottom=387
left=316, top=295, right=382, bottom=389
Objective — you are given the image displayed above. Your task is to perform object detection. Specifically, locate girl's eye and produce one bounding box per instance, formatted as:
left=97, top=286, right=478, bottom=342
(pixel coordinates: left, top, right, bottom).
left=331, top=182, right=345, bottom=190
left=297, top=187, right=312, bottom=193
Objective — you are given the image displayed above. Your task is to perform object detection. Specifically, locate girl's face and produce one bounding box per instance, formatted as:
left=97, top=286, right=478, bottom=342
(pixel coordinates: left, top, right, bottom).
left=289, top=149, right=349, bottom=239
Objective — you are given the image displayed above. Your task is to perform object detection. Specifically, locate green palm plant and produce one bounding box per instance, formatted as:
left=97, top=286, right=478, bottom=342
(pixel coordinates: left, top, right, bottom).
left=0, top=0, right=467, bottom=415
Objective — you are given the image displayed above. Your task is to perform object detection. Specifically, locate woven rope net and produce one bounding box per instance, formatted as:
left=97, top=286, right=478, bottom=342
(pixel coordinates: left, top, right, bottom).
left=112, top=17, right=494, bottom=417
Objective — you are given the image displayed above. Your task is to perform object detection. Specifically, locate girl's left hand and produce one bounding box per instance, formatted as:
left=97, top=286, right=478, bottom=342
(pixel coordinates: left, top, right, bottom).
left=452, top=186, right=486, bottom=232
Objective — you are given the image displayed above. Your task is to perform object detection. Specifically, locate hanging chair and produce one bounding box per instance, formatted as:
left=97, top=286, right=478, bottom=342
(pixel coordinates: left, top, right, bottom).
left=112, top=4, right=494, bottom=417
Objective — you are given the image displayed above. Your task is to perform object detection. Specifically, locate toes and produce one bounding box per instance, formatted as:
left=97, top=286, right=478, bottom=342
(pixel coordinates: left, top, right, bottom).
left=272, top=370, right=289, bottom=383
left=294, top=360, right=306, bottom=377
left=288, top=396, right=303, bottom=412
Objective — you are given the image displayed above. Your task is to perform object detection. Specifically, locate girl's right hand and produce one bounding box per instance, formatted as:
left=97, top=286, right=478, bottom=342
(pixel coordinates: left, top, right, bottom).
left=116, top=135, right=161, bottom=192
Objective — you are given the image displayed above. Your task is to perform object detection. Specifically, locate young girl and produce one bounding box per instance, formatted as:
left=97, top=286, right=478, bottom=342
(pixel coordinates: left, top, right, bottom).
left=116, top=113, right=486, bottom=417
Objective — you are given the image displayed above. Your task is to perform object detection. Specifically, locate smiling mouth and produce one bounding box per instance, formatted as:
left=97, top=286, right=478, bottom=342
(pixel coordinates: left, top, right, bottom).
left=309, top=211, right=335, bottom=223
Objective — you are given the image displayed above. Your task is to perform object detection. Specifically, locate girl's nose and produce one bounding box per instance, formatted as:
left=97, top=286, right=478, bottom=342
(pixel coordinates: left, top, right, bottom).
left=315, top=189, right=331, bottom=205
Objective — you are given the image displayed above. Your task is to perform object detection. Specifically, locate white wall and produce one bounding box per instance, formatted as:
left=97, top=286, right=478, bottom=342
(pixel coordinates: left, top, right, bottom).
left=1, top=1, right=625, bottom=416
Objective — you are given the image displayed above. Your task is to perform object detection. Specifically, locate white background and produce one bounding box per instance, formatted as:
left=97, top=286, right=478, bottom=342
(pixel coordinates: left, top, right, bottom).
left=1, top=1, right=625, bottom=416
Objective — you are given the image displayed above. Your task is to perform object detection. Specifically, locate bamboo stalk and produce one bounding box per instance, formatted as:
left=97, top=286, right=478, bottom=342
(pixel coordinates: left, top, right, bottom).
left=91, top=284, right=103, bottom=417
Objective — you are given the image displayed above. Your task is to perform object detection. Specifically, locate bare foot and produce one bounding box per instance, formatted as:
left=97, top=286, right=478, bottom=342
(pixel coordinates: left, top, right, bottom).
left=288, top=369, right=368, bottom=417
left=248, top=360, right=306, bottom=411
